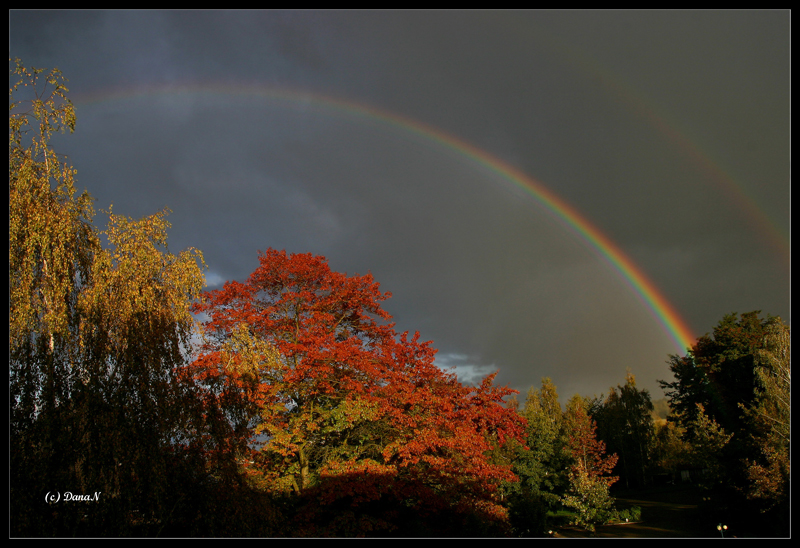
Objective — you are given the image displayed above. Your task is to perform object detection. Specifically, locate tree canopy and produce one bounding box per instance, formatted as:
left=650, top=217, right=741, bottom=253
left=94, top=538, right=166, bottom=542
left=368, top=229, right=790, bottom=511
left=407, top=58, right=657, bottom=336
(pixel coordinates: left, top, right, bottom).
left=10, top=58, right=215, bottom=536
left=10, top=59, right=789, bottom=538
left=511, top=378, right=565, bottom=506
left=558, top=394, right=619, bottom=532
left=592, top=371, right=654, bottom=489
left=658, top=311, right=790, bottom=536
left=189, top=248, right=526, bottom=535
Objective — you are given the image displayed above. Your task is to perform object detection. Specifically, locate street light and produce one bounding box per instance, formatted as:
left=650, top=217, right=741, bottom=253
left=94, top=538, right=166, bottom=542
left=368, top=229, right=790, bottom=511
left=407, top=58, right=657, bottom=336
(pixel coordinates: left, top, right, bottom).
left=717, top=523, right=727, bottom=538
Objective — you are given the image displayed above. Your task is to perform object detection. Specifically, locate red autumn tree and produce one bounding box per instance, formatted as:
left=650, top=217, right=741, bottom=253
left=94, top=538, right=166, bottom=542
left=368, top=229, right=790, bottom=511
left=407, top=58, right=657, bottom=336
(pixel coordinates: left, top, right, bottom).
left=188, top=248, right=526, bottom=535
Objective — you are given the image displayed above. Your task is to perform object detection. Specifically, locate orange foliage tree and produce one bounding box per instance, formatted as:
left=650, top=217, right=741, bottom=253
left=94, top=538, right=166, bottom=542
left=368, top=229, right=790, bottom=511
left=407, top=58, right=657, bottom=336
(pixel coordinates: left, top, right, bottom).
left=189, top=248, right=526, bottom=535
left=563, top=396, right=619, bottom=485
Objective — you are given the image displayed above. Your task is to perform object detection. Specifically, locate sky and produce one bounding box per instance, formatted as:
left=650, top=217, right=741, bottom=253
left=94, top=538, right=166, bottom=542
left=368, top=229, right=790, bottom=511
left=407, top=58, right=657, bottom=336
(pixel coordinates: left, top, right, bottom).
left=10, top=10, right=790, bottom=403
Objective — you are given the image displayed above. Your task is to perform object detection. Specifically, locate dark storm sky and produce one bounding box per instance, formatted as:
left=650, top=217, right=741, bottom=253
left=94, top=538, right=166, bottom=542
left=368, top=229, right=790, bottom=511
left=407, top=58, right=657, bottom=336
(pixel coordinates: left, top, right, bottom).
left=9, top=10, right=790, bottom=403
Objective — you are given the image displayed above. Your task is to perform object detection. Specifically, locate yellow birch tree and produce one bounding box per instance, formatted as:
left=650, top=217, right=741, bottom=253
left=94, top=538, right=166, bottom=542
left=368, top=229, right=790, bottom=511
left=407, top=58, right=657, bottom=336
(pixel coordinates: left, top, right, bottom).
left=10, top=58, right=209, bottom=536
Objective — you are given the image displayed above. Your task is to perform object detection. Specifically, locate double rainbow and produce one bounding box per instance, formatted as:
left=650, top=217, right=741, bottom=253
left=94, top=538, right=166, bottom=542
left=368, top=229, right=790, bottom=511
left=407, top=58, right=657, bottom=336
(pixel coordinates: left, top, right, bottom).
left=74, top=83, right=698, bottom=354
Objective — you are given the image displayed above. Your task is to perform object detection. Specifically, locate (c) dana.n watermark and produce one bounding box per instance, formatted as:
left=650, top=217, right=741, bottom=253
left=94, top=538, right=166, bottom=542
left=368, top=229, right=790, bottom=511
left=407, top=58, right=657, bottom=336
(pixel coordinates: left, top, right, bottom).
left=45, top=491, right=102, bottom=504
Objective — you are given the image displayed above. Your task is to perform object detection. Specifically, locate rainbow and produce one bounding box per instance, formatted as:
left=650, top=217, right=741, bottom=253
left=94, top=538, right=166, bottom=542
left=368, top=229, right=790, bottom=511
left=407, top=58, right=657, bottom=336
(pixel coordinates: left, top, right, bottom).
left=517, top=21, right=791, bottom=265
left=73, top=83, right=697, bottom=354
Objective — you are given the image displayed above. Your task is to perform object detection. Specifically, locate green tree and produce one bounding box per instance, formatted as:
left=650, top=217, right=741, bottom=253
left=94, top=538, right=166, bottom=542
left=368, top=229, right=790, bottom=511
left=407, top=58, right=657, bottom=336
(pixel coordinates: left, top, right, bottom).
left=745, top=316, right=790, bottom=445
left=659, top=311, right=770, bottom=437
left=560, top=466, right=616, bottom=532
left=685, top=403, right=733, bottom=486
left=594, top=371, right=655, bottom=489
left=738, top=317, right=790, bottom=521
left=650, top=420, right=691, bottom=482
left=502, top=378, right=566, bottom=536
left=511, top=379, right=566, bottom=506
left=658, top=311, right=790, bottom=536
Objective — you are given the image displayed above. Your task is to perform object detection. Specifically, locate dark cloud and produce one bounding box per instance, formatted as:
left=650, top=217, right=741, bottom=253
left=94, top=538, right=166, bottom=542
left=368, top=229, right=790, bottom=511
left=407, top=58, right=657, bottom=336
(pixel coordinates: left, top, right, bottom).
left=10, top=10, right=789, bottom=402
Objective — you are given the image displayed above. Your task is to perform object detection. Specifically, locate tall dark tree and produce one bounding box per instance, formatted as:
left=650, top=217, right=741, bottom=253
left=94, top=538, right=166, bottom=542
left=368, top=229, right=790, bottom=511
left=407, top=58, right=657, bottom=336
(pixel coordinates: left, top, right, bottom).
left=649, top=419, right=691, bottom=482
left=659, top=311, right=769, bottom=438
left=738, top=317, right=790, bottom=526
left=593, top=371, right=654, bottom=489
left=658, top=311, right=790, bottom=536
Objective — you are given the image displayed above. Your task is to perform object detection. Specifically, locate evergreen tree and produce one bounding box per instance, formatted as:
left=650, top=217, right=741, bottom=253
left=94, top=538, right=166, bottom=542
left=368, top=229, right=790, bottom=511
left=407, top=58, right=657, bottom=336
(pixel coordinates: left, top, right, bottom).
left=512, top=378, right=565, bottom=507
left=594, top=371, right=654, bottom=489
left=659, top=311, right=791, bottom=536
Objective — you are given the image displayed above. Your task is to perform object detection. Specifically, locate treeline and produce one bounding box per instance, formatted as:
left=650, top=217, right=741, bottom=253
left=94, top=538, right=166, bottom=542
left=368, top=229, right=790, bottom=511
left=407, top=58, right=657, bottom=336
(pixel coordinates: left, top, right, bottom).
left=10, top=60, right=789, bottom=537
left=503, top=310, right=790, bottom=538
left=657, top=311, right=790, bottom=536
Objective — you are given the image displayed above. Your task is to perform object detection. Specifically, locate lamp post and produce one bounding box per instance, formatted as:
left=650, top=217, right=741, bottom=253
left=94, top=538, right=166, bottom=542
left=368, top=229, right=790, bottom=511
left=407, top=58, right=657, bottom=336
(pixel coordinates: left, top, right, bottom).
left=717, top=523, right=727, bottom=538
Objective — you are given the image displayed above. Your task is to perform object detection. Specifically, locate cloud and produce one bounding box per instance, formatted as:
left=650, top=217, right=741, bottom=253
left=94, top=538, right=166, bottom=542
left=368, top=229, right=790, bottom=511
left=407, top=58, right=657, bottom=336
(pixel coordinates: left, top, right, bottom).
left=204, top=271, right=226, bottom=289
left=10, top=10, right=789, bottom=403
left=434, top=353, right=499, bottom=387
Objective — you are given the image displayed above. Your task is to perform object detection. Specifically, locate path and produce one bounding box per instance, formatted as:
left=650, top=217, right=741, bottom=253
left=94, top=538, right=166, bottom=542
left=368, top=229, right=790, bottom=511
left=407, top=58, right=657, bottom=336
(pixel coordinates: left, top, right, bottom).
left=553, top=485, right=716, bottom=538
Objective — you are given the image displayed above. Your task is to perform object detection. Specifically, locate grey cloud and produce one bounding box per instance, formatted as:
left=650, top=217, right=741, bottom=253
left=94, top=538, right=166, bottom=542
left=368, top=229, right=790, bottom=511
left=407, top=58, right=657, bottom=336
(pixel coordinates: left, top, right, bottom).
left=10, top=10, right=789, bottom=402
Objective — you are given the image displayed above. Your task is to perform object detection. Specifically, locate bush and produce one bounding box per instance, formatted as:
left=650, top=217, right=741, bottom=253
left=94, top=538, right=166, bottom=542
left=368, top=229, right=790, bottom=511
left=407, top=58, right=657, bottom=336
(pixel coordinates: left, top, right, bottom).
left=614, top=505, right=642, bottom=523
left=507, top=490, right=550, bottom=537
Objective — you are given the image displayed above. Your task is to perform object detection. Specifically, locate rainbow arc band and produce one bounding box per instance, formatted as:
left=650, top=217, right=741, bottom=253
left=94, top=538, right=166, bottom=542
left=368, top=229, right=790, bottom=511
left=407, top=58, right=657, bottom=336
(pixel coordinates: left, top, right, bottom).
left=75, top=83, right=697, bottom=354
